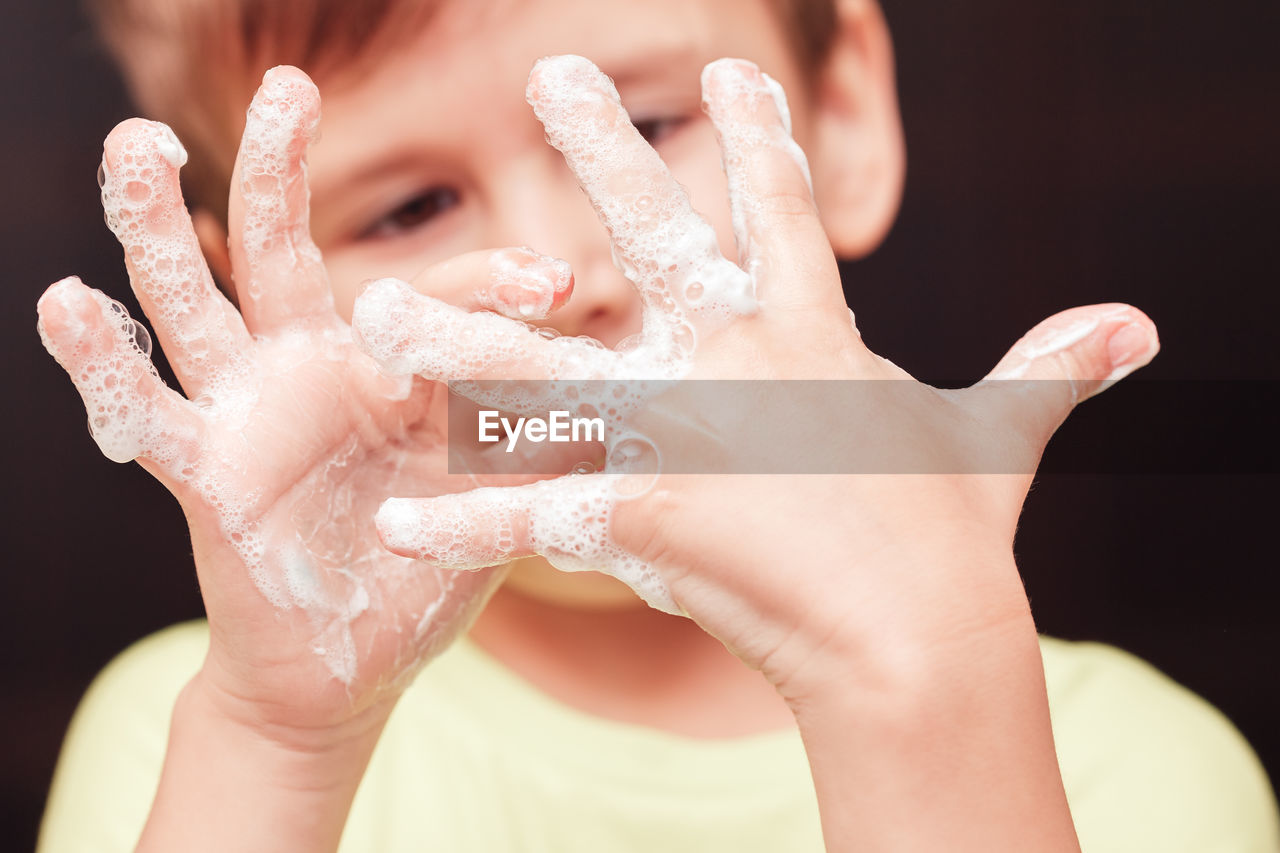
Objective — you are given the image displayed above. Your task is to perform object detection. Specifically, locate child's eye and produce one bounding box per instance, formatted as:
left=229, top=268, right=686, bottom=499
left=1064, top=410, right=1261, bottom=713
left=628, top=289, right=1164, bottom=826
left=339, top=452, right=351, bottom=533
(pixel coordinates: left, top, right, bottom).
left=359, top=186, right=460, bottom=240
left=631, top=115, right=689, bottom=147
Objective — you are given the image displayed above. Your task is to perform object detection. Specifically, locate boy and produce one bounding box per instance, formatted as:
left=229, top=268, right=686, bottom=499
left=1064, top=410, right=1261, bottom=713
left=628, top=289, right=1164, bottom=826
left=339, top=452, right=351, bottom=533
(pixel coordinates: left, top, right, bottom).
left=36, top=0, right=1279, bottom=850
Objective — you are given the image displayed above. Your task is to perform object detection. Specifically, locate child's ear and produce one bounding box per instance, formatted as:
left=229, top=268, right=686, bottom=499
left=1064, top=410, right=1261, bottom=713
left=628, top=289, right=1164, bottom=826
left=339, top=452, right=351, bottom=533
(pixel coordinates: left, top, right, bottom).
left=809, top=0, right=906, bottom=259
left=192, top=209, right=238, bottom=306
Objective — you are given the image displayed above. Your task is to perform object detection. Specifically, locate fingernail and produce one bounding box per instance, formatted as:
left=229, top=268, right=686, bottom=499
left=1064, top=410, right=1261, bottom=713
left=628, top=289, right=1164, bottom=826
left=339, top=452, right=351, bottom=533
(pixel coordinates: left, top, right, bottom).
left=1106, top=321, right=1156, bottom=380
left=36, top=277, right=88, bottom=351
left=707, top=58, right=761, bottom=84
left=703, top=58, right=763, bottom=105
left=100, top=120, right=187, bottom=240
left=527, top=55, right=613, bottom=107
left=488, top=248, right=573, bottom=318
left=246, top=68, right=320, bottom=159
left=375, top=498, right=417, bottom=548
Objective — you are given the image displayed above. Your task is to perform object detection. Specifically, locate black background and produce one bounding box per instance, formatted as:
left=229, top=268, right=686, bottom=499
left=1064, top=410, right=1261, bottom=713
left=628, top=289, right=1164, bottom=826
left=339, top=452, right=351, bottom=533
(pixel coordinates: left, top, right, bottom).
left=2, top=1, right=1278, bottom=848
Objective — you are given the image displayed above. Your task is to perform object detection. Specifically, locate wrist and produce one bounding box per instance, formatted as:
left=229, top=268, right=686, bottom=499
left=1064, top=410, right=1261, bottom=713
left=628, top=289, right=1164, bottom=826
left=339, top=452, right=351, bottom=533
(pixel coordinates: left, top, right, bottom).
left=785, top=606, right=1045, bottom=738
left=189, top=660, right=396, bottom=757
left=138, top=671, right=391, bottom=853
left=766, top=544, right=1036, bottom=710
left=774, top=563, right=1080, bottom=852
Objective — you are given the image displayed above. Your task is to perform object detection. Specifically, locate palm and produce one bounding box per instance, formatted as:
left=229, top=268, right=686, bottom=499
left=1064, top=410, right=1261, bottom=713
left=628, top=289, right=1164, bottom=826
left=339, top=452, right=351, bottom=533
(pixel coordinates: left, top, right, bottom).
left=181, top=331, right=500, bottom=716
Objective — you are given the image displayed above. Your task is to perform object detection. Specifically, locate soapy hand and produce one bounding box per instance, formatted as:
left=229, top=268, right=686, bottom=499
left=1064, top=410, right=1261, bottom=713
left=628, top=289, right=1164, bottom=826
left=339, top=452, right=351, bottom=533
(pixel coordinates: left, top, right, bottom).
left=354, top=56, right=1161, bottom=703
left=35, top=67, right=575, bottom=735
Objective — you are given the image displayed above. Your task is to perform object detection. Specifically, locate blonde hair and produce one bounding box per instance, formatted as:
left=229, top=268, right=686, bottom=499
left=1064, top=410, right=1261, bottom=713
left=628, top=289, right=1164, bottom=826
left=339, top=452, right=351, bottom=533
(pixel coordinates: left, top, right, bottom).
left=90, top=0, right=836, bottom=222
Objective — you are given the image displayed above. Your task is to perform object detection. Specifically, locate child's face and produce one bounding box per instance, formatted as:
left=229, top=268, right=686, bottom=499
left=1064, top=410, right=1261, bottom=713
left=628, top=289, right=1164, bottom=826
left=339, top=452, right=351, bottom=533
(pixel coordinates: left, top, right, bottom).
left=293, top=0, right=818, bottom=344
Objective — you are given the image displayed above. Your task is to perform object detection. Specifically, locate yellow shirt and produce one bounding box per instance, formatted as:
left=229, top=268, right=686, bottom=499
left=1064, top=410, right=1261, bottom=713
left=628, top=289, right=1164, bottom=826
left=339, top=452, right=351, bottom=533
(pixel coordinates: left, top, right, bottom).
left=39, top=622, right=1280, bottom=852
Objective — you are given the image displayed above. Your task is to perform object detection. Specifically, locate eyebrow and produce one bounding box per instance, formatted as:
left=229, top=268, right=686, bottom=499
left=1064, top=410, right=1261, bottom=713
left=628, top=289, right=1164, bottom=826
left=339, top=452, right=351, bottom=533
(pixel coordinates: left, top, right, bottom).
left=306, top=146, right=443, bottom=244
left=308, top=39, right=705, bottom=225
left=311, top=149, right=431, bottom=205
left=597, top=40, right=702, bottom=89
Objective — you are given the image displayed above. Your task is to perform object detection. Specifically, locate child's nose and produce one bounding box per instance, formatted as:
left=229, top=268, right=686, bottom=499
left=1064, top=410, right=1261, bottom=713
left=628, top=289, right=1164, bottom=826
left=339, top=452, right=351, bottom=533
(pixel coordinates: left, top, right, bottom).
left=488, top=156, right=643, bottom=348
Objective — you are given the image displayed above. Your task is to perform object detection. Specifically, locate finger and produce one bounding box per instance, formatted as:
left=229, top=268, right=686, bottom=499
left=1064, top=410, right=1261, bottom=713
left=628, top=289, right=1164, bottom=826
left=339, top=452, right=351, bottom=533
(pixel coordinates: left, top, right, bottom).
left=37, top=277, right=203, bottom=477
left=376, top=484, right=545, bottom=569
left=227, top=66, right=336, bottom=334
left=352, top=277, right=620, bottom=392
left=701, top=58, right=842, bottom=315
left=376, top=476, right=678, bottom=613
left=979, top=303, right=1160, bottom=439
left=411, top=247, right=574, bottom=321
left=101, top=119, right=254, bottom=396
left=527, top=55, right=755, bottom=326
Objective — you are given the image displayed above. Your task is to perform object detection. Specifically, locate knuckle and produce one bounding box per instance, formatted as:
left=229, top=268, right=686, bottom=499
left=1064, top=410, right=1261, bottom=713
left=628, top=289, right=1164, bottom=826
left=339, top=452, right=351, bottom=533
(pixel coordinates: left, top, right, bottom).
left=759, top=182, right=819, bottom=219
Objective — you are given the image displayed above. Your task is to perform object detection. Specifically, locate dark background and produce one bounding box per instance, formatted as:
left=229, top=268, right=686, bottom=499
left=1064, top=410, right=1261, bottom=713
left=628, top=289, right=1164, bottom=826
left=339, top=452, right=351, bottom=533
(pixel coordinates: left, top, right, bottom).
left=3, top=1, right=1277, bottom=849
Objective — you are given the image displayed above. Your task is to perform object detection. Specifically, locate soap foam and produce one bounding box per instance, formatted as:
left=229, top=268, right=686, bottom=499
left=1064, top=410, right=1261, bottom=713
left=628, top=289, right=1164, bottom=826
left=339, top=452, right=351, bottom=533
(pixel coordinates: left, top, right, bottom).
left=237, top=67, right=329, bottom=314
left=37, top=282, right=168, bottom=464
left=528, top=55, right=757, bottom=328
left=480, top=247, right=574, bottom=319
left=154, top=125, right=188, bottom=168
left=378, top=474, right=675, bottom=612
left=701, top=59, right=814, bottom=278
left=99, top=119, right=255, bottom=415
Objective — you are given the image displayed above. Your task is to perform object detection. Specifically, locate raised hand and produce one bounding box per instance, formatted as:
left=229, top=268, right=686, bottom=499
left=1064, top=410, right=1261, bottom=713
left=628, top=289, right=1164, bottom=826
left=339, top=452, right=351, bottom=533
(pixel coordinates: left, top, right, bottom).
left=36, top=67, right=573, bottom=734
left=353, top=53, right=1159, bottom=702
left=350, top=55, right=1157, bottom=851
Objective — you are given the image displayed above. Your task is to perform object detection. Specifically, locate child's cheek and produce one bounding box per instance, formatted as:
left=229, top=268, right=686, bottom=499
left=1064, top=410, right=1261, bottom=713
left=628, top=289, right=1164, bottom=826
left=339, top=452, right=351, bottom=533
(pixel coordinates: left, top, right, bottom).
left=325, top=260, right=362, bottom=324
left=661, top=120, right=740, bottom=265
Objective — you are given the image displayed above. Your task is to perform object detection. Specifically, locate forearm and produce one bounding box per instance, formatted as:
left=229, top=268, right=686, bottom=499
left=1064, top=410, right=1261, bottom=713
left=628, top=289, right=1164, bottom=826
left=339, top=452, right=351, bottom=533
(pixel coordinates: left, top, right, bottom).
left=789, top=598, right=1079, bottom=853
left=137, top=672, right=389, bottom=853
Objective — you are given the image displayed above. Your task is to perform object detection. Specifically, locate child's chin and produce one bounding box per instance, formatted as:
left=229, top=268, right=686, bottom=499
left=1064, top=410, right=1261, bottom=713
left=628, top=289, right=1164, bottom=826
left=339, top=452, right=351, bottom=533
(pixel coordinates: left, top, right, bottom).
left=502, top=556, right=646, bottom=611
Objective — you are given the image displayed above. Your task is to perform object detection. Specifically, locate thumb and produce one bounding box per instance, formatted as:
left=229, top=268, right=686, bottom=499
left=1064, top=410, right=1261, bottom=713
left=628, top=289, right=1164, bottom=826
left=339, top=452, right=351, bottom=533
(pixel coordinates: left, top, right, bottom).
left=979, top=303, right=1160, bottom=442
